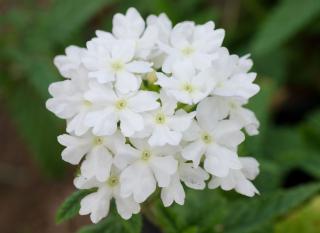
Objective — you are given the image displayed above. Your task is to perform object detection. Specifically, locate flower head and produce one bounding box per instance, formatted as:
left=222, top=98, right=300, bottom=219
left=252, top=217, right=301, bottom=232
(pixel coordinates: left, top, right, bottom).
left=47, top=7, right=261, bottom=224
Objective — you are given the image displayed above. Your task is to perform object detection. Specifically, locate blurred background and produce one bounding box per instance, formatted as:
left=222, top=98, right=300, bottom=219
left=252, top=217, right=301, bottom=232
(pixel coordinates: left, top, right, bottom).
left=0, top=0, right=320, bottom=233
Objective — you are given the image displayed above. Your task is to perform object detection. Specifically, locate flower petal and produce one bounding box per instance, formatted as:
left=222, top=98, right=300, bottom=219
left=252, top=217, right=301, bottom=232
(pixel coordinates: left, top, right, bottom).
left=149, top=156, right=178, bottom=187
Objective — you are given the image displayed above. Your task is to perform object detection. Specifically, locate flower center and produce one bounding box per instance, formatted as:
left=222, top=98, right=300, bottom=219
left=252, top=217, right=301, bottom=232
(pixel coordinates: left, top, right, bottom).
left=182, top=83, right=195, bottom=93
left=154, top=112, right=166, bottom=124
left=111, top=60, right=124, bottom=72
left=141, top=150, right=152, bottom=161
left=201, top=132, right=213, bottom=144
left=83, top=100, right=93, bottom=107
left=93, top=137, right=104, bottom=145
left=181, top=46, right=195, bottom=56
left=115, top=99, right=127, bottom=110
left=107, top=175, right=119, bottom=187
left=229, top=101, right=237, bottom=109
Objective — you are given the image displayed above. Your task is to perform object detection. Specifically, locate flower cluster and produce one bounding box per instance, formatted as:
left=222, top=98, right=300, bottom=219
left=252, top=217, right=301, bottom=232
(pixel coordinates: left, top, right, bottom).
left=47, top=8, right=261, bottom=223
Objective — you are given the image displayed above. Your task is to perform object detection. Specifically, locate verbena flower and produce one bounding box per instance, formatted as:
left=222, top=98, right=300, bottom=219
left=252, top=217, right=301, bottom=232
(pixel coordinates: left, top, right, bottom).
left=46, top=7, right=261, bottom=223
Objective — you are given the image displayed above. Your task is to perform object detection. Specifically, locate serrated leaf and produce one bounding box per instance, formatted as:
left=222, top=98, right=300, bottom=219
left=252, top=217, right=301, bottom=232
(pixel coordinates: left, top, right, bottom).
left=77, top=211, right=142, bottom=233
left=251, top=0, right=320, bottom=56
left=223, top=183, right=320, bottom=233
left=56, top=189, right=96, bottom=224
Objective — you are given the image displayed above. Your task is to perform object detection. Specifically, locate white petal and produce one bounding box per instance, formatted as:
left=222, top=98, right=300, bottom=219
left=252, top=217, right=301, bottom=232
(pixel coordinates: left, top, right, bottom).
left=205, top=145, right=242, bottom=177
left=168, top=111, right=196, bottom=132
left=114, top=144, right=140, bottom=169
left=116, top=71, right=141, bottom=94
left=74, top=175, right=101, bottom=189
left=148, top=125, right=182, bottom=146
left=67, top=111, right=90, bottom=136
left=88, top=69, right=115, bottom=84
left=126, top=61, right=152, bottom=73
left=240, top=157, right=260, bottom=180
left=79, top=187, right=112, bottom=223
left=85, top=109, right=118, bottom=136
left=235, top=176, right=259, bottom=197
left=115, top=196, right=140, bottom=220
left=196, top=97, right=226, bottom=130
left=84, top=83, right=117, bottom=103
left=181, top=140, right=205, bottom=167
left=58, top=134, right=91, bottom=165
left=172, top=61, right=195, bottom=81
left=119, top=110, right=144, bottom=137
left=128, top=91, right=160, bottom=113
left=182, top=120, right=202, bottom=141
left=179, top=163, right=209, bottom=189
left=149, top=156, right=178, bottom=187
left=54, top=45, right=85, bottom=78
left=160, top=174, right=185, bottom=207
left=112, top=8, right=145, bottom=39
left=112, top=40, right=135, bottom=62
left=120, top=163, right=156, bottom=203
left=80, top=146, right=113, bottom=182
left=159, top=90, right=177, bottom=115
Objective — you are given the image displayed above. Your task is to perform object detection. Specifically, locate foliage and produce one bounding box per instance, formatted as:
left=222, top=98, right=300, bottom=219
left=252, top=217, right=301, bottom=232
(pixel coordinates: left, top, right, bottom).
left=77, top=209, right=142, bottom=233
left=1, top=0, right=320, bottom=232
left=56, top=189, right=97, bottom=224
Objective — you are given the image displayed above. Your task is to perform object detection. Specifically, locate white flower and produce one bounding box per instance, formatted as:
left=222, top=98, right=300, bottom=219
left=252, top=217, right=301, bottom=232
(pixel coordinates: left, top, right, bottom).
left=84, top=82, right=160, bottom=137
left=208, top=157, right=260, bottom=197
left=136, top=91, right=195, bottom=146
left=82, top=38, right=152, bottom=93
left=54, top=45, right=86, bottom=79
left=146, top=13, right=172, bottom=68
left=75, top=169, right=140, bottom=223
left=47, top=8, right=262, bottom=223
left=58, top=131, right=125, bottom=182
left=161, top=156, right=209, bottom=207
left=206, top=96, right=260, bottom=135
left=46, top=74, right=92, bottom=136
left=112, top=7, right=158, bottom=59
left=160, top=21, right=225, bottom=73
left=157, top=62, right=215, bottom=104
left=182, top=97, right=244, bottom=177
left=211, top=48, right=260, bottom=100
left=116, top=139, right=178, bottom=203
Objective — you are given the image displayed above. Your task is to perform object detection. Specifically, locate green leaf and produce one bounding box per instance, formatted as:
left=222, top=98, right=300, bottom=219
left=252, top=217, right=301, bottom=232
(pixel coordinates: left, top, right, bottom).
left=251, top=0, right=320, bottom=56
left=223, top=183, right=320, bottom=233
left=56, top=189, right=96, bottom=224
left=152, top=189, right=227, bottom=233
left=78, top=211, right=142, bottom=233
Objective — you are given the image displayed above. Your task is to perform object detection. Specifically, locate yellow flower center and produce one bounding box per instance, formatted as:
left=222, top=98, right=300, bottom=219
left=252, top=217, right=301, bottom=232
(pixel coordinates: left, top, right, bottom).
left=83, top=100, right=93, bottom=107
left=107, top=176, right=119, bottom=187
left=141, top=150, right=152, bottom=161
left=111, top=60, right=124, bottom=72
left=93, top=137, right=104, bottom=145
left=201, top=133, right=213, bottom=144
left=181, top=46, right=195, bottom=56
left=154, top=112, right=166, bottom=124
left=182, top=83, right=195, bottom=93
left=115, top=99, right=127, bottom=110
